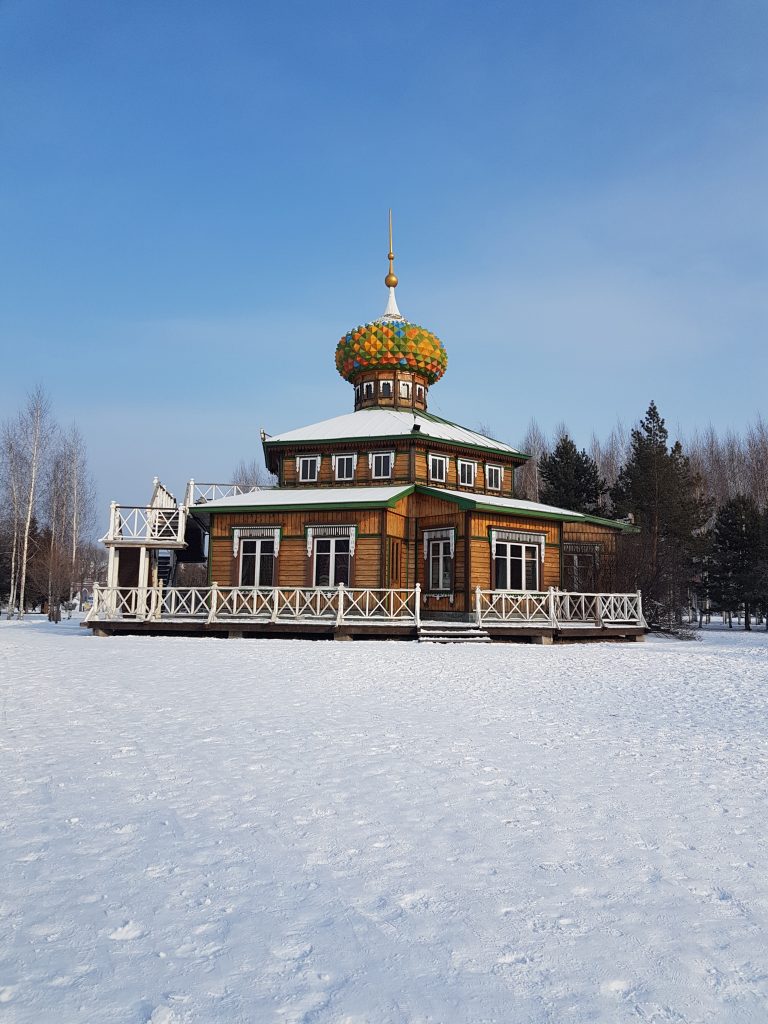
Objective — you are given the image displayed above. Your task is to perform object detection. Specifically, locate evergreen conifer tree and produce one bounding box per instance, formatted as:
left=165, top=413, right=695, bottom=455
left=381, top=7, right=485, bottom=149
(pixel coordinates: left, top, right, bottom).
left=709, top=495, right=764, bottom=630
left=611, top=401, right=710, bottom=625
left=539, top=435, right=606, bottom=514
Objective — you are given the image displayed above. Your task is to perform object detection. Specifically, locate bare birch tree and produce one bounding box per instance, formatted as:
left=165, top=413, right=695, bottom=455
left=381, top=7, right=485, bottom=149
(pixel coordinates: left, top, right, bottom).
left=1, top=420, right=24, bottom=616
left=17, top=387, right=53, bottom=618
left=515, top=418, right=548, bottom=501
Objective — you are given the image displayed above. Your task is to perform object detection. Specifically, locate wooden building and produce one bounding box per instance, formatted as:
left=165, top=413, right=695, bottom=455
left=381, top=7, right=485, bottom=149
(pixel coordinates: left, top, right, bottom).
left=87, top=222, right=643, bottom=642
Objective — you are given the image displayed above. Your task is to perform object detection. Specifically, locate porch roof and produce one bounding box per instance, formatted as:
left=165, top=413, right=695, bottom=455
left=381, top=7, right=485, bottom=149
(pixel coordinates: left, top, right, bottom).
left=416, top=486, right=634, bottom=530
left=193, top=484, right=415, bottom=513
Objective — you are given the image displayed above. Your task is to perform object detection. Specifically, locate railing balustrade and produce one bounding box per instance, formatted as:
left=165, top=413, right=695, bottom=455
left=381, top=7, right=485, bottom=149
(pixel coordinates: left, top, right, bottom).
left=86, top=583, right=421, bottom=625
left=475, top=588, right=644, bottom=628
left=104, top=504, right=186, bottom=544
left=185, top=480, right=268, bottom=506
left=86, top=584, right=642, bottom=630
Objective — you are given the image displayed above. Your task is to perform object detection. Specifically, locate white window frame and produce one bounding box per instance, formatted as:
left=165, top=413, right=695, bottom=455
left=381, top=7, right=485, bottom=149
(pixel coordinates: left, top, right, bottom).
left=494, top=542, right=540, bottom=592
left=428, top=538, right=453, bottom=592
left=354, top=384, right=361, bottom=404
left=416, top=384, right=425, bottom=402
left=239, top=538, right=276, bottom=588
left=297, top=455, right=321, bottom=483
left=332, top=453, right=357, bottom=482
left=369, top=451, right=394, bottom=479
left=458, top=459, right=477, bottom=487
left=485, top=464, right=503, bottom=491
left=312, top=536, right=351, bottom=587
left=429, top=453, right=448, bottom=483
left=363, top=381, right=374, bottom=400
left=399, top=380, right=411, bottom=399
left=379, top=379, right=394, bottom=399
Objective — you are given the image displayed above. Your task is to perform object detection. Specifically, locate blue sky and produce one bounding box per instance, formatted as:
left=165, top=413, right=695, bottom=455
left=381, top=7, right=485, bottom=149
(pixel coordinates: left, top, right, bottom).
left=2, top=0, right=766, bottom=513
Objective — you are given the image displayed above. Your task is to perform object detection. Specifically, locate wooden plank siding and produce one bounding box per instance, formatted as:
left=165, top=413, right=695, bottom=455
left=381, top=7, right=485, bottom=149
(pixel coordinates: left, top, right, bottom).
left=274, top=439, right=521, bottom=498
left=206, top=496, right=626, bottom=611
left=468, top=513, right=562, bottom=593
left=210, top=509, right=384, bottom=589
left=562, top=520, right=621, bottom=591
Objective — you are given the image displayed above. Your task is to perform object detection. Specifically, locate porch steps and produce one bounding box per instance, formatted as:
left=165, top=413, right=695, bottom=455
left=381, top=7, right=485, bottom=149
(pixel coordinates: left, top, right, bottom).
left=418, top=621, right=491, bottom=644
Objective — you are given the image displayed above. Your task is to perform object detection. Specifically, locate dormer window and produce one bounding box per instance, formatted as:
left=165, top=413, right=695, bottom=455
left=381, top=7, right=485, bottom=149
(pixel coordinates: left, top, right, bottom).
left=297, top=455, right=321, bottom=483
left=370, top=451, right=394, bottom=479
left=458, top=460, right=476, bottom=487
left=429, top=454, right=447, bottom=483
left=486, top=464, right=503, bottom=491
left=380, top=380, right=393, bottom=399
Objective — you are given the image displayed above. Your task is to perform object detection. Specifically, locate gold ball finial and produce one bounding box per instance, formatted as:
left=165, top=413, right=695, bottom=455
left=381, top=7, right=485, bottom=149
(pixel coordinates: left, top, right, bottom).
left=385, top=210, right=398, bottom=289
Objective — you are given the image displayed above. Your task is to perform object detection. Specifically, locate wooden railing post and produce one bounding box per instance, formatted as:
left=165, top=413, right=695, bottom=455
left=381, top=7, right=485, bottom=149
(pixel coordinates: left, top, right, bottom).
left=414, top=583, right=421, bottom=627
left=153, top=579, right=163, bottom=621
left=337, top=583, right=345, bottom=625
left=271, top=587, right=280, bottom=622
left=547, top=587, right=557, bottom=627
left=207, top=583, right=219, bottom=624
left=475, top=586, right=482, bottom=625
left=636, top=589, right=643, bottom=626
left=595, top=594, right=603, bottom=627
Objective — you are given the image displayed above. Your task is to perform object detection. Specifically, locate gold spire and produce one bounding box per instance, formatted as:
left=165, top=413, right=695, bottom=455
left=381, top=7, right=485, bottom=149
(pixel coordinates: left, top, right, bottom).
left=384, top=208, right=398, bottom=289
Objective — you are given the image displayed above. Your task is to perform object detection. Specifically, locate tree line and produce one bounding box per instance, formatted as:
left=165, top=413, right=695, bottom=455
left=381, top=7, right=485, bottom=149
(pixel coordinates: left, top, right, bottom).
left=514, top=402, right=768, bottom=631
left=1, top=387, right=98, bottom=620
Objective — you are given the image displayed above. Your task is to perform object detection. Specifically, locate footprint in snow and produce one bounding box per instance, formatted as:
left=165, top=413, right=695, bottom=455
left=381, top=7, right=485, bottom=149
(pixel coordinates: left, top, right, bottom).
left=109, top=921, right=146, bottom=941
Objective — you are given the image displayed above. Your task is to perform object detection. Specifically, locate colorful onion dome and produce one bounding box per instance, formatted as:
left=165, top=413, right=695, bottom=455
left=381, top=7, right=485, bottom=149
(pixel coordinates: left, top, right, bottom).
left=335, top=316, right=448, bottom=385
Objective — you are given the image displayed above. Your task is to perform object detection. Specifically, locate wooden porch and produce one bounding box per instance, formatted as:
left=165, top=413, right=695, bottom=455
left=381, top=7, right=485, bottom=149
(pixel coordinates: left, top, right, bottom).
left=83, top=584, right=646, bottom=642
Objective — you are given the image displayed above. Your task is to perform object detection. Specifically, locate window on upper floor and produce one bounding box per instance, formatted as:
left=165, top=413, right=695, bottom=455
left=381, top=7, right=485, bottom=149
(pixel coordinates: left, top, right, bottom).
left=416, top=384, right=425, bottom=402
left=298, top=456, right=320, bottom=483
left=399, top=381, right=411, bottom=400
left=380, top=380, right=393, bottom=398
left=429, top=454, right=447, bottom=483
left=355, top=384, right=361, bottom=404
left=458, top=459, right=476, bottom=487
left=334, top=454, right=355, bottom=482
left=486, top=464, right=503, bottom=491
left=371, top=452, right=393, bottom=479
left=363, top=382, right=374, bottom=400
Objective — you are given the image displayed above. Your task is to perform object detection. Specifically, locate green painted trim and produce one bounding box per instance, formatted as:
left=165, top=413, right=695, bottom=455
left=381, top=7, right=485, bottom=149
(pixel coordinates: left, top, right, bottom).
left=416, top=485, right=632, bottom=530
left=204, top=485, right=415, bottom=515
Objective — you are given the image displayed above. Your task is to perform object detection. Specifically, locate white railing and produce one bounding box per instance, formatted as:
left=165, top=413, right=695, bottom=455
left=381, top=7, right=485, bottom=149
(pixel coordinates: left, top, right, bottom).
left=184, top=480, right=267, bottom=506
left=85, top=584, right=641, bottom=630
left=86, top=583, right=421, bottom=626
left=103, top=503, right=186, bottom=544
left=475, top=588, right=644, bottom=628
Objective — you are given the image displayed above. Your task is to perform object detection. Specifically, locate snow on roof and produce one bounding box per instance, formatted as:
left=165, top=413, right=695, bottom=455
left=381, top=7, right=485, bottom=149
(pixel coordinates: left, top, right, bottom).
left=423, top=487, right=628, bottom=528
left=196, top=485, right=412, bottom=511
left=428, top=487, right=587, bottom=518
left=263, top=409, right=524, bottom=457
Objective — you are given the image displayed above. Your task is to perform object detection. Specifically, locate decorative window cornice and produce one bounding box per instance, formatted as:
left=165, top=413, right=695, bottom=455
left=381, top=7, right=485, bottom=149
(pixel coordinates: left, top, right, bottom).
left=490, top=528, right=546, bottom=562
left=306, top=525, right=357, bottom=557
left=233, top=526, right=281, bottom=558
left=423, top=527, right=456, bottom=560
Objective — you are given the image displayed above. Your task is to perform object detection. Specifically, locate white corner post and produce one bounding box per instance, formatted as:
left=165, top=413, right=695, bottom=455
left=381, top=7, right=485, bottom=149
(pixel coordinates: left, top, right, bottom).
left=207, top=583, right=219, bottom=624
left=414, top=582, right=421, bottom=627
left=475, top=586, right=482, bottom=626
left=547, top=587, right=557, bottom=628
left=336, top=583, right=345, bottom=626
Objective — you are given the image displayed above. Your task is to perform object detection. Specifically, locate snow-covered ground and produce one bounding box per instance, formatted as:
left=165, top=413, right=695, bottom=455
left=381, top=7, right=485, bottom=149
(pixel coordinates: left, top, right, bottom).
left=1, top=620, right=767, bottom=1023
